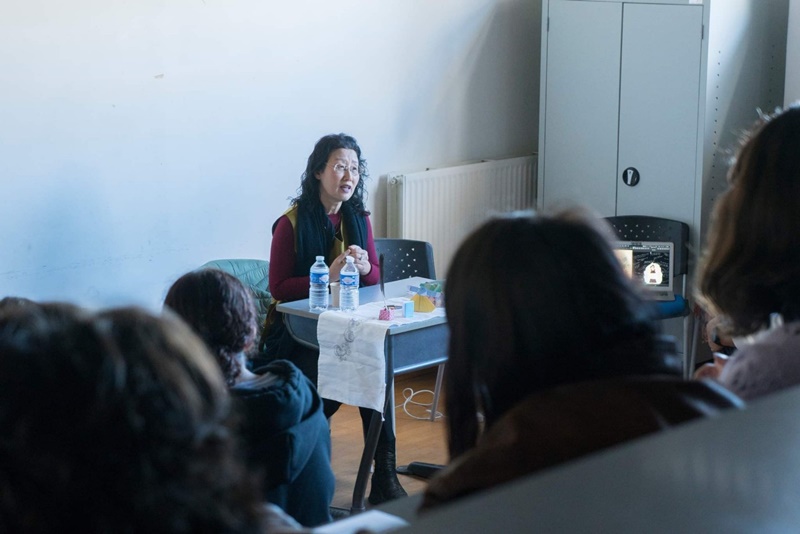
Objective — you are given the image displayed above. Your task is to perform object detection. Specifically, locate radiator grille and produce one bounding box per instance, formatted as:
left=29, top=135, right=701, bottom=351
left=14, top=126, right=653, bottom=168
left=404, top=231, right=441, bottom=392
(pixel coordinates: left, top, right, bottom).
left=386, top=156, right=537, bottom=276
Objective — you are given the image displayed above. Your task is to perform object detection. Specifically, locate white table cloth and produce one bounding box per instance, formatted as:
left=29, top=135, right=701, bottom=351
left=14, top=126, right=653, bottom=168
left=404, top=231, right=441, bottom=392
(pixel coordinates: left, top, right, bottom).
left=316, top=297, right=445, bottom=412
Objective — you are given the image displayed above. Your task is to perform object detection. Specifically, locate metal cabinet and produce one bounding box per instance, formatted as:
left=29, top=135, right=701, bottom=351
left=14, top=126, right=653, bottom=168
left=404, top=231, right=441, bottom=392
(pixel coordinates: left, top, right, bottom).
left=537, top=0, right=789, bottom=242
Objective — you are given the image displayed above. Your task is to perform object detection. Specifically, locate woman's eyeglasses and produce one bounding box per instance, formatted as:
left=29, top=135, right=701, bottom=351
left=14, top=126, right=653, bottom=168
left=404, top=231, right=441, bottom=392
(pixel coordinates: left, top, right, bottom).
left=328, top=163, right=360, bottom=177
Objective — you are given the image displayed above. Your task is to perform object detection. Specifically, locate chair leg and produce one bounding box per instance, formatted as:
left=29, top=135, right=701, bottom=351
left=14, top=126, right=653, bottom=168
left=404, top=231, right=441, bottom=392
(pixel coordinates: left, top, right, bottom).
left=682, top=315, right=691, bottom=379
left=430, top=363, right=445, bottom=421
left=687, top=314, right=701, bottom=379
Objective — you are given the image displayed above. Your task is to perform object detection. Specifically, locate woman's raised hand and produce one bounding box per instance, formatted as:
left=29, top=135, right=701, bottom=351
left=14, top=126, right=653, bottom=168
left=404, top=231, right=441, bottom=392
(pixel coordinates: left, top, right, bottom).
left=346, top=245, right=372, bottom=276
left=329, top=247, right=371, bottom=281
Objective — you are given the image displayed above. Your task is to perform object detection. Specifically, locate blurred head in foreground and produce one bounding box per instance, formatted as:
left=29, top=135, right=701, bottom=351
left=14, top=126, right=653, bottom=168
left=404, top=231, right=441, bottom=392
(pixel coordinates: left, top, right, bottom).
left=698, top=105, right=800, bottom=336
left=0, top=302, right=266, bottom=533
left=443, top=209, right=674, bottom=457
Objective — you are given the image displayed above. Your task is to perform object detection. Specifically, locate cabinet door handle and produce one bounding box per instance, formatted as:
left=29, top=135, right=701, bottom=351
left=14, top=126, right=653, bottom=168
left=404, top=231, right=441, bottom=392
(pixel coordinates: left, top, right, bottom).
left=622, top=167, right=640, bottom=187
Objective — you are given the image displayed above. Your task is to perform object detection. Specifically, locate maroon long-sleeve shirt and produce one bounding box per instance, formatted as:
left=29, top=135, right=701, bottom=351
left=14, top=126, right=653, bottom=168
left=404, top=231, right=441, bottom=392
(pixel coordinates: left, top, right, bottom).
left=269, top=211, right=380, bottom=302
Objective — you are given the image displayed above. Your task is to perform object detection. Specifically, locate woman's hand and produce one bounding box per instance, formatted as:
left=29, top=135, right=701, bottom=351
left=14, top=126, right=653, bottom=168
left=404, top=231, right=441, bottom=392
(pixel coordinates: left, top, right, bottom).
left=347, top=245, right=372, bottom=276
left=693, top=352, right=730, bottom=380
left=704, top=314, right=736, bottom=353
left=329, top=253, right=345, bottom=282
left=329, top=246, right=372, bottom=281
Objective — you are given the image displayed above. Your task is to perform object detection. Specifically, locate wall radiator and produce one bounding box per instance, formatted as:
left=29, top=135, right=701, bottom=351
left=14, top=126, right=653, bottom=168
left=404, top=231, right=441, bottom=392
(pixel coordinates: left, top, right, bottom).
left=386, top=155, right=537, bottom=276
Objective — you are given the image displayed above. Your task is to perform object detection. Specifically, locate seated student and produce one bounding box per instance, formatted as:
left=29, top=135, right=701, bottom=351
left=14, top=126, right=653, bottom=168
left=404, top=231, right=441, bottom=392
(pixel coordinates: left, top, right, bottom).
left=0, top=302, right=297, bottom=533
left=696, top=105, right=800, bottom=400
left=164, top=268, right=334, bottom=527
left=420, top=210, right=743, bottom=511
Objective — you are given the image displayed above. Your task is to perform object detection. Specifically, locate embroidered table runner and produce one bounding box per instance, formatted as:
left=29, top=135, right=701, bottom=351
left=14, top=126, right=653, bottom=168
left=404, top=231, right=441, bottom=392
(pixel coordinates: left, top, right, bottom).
left=316, top=298, right=445, bottom=413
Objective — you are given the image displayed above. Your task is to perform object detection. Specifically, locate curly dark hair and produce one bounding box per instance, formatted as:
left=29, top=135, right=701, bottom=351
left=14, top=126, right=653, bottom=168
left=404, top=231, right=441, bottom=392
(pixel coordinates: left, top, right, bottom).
left=443, top=210, right=674, bottom=458
left=697, top=106, right=800, bottom=335
left=0, top=303, right=265, bottom=533
left=164, top=269, right=258, bottom=387
left=292, top=132, right=369, bottom=214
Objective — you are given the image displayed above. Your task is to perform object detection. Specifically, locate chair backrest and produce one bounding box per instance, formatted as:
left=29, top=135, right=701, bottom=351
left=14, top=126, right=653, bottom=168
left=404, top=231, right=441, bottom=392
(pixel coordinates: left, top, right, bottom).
left=198, top=259, right=271, bottom=333
left=373, top=239, right=436, bottom=282
left=604, top=216, right=689, bottom=277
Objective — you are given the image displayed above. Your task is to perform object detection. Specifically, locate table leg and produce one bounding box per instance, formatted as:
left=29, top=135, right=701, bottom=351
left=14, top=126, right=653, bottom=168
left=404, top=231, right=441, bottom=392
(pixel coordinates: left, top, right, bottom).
left=351, top=337, right=397, bottom=513
left=350, top=405, right=385, bottom=513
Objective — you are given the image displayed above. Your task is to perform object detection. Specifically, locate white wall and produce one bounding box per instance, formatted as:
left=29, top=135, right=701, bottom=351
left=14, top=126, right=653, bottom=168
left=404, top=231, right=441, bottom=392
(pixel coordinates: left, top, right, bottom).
left=0, top=1, right=540, bottom=309
left=787, top=0, right=800, bottom=104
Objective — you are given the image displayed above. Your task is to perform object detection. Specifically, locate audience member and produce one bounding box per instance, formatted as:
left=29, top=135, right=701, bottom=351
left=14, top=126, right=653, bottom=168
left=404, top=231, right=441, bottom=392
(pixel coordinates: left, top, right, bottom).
left=420, top=210, right=743, bottom=511
left=164, top=268, right=335, bottom=527
left=262, top=132, right=405, bottom=504
left=0, top=302, right=289, bottom=533
left=696, top=105, right=800, bottom=399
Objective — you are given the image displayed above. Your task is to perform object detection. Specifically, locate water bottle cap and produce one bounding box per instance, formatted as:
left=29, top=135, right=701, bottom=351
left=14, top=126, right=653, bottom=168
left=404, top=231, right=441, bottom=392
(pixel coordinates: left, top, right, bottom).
left=316, top=256, right=324, bottom=261
left=345, top=256, right=354, bottom=263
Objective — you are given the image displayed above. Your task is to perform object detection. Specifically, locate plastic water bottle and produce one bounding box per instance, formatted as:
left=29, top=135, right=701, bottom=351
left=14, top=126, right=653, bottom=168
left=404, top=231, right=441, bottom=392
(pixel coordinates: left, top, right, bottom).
left=339, top=256, right=360, bottom=312
left=309, top=256, right=329, bottom=311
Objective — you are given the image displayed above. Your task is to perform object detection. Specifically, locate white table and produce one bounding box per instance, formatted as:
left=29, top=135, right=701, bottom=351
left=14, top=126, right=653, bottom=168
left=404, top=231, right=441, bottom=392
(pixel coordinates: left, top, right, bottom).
left=276, top=277, right=448, bottom=513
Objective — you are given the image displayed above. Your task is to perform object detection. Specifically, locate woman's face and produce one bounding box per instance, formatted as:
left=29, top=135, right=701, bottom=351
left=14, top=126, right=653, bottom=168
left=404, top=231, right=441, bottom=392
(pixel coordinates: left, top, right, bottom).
left=316, top=148, right=360, bottom=213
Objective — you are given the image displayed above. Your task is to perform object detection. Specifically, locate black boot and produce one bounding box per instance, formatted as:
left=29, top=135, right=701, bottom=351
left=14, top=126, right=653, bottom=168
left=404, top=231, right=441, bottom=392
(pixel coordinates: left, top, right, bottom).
left=367, top=440, right=408, bottom=505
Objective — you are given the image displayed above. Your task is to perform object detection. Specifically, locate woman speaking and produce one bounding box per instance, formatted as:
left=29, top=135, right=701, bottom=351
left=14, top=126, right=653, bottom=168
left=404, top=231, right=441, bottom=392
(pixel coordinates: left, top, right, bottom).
left=264, top=133, right=406, bottom=505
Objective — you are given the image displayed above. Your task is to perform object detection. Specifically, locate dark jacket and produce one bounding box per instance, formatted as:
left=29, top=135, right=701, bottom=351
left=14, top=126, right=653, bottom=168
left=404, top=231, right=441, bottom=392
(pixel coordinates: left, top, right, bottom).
left=421, top=376, right=743, bottom=511
left=231, top=359, right=334, bottom=527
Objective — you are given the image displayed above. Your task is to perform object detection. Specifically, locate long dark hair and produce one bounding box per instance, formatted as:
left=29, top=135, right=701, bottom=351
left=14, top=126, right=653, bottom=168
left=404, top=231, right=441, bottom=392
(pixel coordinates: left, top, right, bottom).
left=444, top=210, right=672, bottom=458
left=293, top=132, right=369, bottom=214
left=164, top=269, right=258, bottom=387
left=697, top=106, right=800, bottom=335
